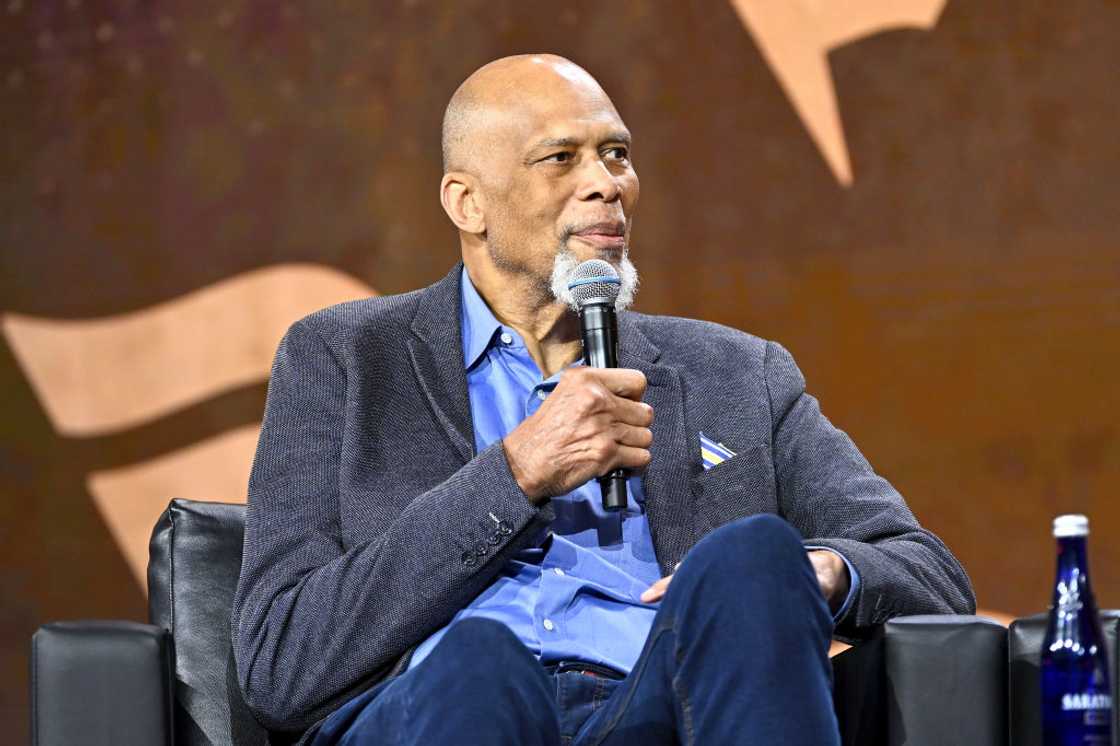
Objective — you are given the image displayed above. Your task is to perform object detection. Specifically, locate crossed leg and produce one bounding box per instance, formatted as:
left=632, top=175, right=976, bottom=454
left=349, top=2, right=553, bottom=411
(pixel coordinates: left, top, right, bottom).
left=312, top=514, right=838, bottom=746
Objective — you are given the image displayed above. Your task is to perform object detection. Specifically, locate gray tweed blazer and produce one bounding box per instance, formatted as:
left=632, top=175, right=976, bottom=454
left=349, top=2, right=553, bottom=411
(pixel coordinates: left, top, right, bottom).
left=232, top=263, right=975, bottom=734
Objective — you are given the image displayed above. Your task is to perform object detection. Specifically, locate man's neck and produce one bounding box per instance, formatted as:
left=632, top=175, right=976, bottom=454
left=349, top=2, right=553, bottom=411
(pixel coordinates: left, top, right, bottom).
left=466, top=263, right=582, bottom=378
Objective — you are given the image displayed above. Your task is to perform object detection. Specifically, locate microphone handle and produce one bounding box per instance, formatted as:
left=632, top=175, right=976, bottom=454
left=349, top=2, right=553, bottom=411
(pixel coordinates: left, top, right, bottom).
left=578, top=303, right=628, bottom=512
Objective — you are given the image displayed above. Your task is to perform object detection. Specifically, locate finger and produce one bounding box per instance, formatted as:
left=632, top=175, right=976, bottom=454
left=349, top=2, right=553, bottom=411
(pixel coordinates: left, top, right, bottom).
left=613, top=424, right=653, bottom=449
left=589, top=368, right=647, bottom=400
left=613, top=398, right=654, bottom=427
left=610, top=444, right=652, bottom=471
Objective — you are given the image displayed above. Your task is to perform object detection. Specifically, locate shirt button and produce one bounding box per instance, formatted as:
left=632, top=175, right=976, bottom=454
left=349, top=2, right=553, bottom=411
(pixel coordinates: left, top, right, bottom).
left=543, top=619, right=555, bottom=632
left=499, top=332, right=513, bottom=345
left=537, top=390, right=547, bottom=400
left=553, top=568, right=565, bottom=576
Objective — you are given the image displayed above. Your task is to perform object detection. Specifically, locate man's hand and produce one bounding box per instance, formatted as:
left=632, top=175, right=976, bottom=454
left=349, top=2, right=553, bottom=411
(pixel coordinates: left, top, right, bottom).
left=807, top=549, right=850, bottom=614
left=638, top=550, right=851, bottom=610
left=503, top=367, right=653, bottom=504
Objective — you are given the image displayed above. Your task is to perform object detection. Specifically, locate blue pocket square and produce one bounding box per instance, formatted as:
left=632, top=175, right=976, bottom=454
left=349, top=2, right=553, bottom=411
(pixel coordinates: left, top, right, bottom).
left=699, top=432, right=737, bottom=470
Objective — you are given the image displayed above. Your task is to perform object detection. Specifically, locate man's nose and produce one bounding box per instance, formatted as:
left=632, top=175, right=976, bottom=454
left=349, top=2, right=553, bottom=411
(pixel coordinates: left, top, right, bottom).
left=576, top=159, right=622, bottom=203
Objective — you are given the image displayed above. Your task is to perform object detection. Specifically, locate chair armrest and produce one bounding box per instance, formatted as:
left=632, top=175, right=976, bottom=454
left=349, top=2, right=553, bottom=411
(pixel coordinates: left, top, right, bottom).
left=832, top=614, right=1007, bottom=746
left=31, top=620, right=174, bottom=746
left=884, top=615, right=1007, bottom=746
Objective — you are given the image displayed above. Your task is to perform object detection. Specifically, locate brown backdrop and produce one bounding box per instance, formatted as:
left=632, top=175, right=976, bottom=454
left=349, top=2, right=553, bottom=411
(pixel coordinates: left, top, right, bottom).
left=3, top=1, right=1118, bottom=738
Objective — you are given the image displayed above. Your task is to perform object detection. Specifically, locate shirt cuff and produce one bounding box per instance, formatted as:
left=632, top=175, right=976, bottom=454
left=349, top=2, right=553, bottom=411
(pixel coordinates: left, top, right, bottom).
left=804, top=545, right=860, bottom=623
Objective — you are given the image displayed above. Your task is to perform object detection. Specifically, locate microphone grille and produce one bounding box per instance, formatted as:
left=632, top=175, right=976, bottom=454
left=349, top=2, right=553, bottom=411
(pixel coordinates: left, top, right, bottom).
left=567, top=259, right=621, bottom=308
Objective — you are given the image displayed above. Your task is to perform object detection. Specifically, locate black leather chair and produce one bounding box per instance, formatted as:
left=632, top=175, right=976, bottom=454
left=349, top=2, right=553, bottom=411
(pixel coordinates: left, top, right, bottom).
left=31, top=498, right=1104, bottom=746
left=33, top=500, right=267, bottom=746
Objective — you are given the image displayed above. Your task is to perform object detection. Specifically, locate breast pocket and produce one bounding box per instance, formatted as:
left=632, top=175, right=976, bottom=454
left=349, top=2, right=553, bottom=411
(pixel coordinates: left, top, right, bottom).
left=691, top=444, right=778, bottom=532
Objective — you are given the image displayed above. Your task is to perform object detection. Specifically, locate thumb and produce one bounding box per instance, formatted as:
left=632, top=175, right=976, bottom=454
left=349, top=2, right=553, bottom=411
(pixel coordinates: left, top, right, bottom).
left=640, top=574, right=673, bottom=602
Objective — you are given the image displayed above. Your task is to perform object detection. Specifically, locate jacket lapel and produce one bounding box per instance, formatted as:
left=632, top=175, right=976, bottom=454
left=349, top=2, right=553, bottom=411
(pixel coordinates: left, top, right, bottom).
left=408, top=264, right=475, bottom=464
left=618, top=313, right=694, bottom=576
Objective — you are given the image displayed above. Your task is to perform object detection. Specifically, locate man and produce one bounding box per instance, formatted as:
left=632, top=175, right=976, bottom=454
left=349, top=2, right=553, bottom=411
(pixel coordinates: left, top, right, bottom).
left=232, top=54, right=974, bottom=745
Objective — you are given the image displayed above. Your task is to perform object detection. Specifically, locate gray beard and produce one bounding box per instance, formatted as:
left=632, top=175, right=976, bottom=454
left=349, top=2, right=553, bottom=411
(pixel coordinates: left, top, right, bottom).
left=550, top=248, right=640, bottom=312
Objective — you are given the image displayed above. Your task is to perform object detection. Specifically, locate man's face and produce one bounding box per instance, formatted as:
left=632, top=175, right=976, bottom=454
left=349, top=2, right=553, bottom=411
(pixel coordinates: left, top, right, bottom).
left=477, top=82, right=640, bottom=294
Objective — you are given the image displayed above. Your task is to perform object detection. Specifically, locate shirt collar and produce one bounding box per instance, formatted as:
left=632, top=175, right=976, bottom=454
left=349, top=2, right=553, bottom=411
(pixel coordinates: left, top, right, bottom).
left=460, top=267, right=504, bottom=370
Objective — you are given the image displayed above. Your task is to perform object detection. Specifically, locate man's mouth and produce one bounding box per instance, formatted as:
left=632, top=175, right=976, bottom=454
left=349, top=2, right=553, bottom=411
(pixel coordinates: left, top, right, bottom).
left=572, top=221, right=626, bottom=250
left=574, top=221, right=625, bottom=238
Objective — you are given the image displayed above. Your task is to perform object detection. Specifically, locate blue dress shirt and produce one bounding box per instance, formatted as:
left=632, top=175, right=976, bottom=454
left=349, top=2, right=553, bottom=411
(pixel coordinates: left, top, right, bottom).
left=408, top=269, right=858, bottom=675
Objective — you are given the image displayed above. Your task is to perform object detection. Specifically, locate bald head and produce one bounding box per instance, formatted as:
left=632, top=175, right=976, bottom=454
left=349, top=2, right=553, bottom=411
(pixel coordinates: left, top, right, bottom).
left=441, top=54, right=618, bottom=173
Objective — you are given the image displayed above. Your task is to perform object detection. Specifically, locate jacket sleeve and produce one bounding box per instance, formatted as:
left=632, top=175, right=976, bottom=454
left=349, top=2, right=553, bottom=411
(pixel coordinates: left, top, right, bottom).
left=230, top=320, right=555, bottom=732
left=764, top=340, right=976, bottom=639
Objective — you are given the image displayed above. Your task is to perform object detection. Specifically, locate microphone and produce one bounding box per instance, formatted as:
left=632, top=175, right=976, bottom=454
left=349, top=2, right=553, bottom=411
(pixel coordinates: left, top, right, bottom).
left=567, top=259, right=627, bottom=512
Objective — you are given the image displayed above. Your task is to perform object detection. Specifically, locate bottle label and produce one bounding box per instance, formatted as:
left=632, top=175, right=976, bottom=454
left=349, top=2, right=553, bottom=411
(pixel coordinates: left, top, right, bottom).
left=1041, top=666, right=1112, bottom=742
left=1061, top=692, right=1112, bottom=711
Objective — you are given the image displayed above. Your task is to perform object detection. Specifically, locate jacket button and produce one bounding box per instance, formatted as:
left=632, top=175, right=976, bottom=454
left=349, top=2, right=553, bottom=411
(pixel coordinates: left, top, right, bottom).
left=474, top=542, right=488, bottom=556
left=486, top=532, right=501, bottom=546
left=461, top=551, right=477, bottom=567
left=497, top=521, right=512, bottom=536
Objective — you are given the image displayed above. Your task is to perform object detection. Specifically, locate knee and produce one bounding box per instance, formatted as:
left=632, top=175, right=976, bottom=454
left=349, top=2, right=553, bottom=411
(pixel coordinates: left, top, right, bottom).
left=673, top=514, right=815, bottom=602
left=672, top=515, right=831, bottom=638
left=430, top=618, right=546, bottom=687
left=440, top=616, right=523, bottom=651
left=349, top=619, right=558, bottom=745
left=689, top=514, right=805, bottom=571
left=422, top=618, right=556, bottom=735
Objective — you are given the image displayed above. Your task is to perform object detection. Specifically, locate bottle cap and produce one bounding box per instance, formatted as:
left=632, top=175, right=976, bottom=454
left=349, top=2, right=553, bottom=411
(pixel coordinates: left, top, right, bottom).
left=1053, top=514, right=1089, bottom=538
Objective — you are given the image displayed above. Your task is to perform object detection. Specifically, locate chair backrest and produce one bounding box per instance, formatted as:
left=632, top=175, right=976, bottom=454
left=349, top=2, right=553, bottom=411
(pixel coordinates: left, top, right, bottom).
left=147, top=499, right=267, bottom=746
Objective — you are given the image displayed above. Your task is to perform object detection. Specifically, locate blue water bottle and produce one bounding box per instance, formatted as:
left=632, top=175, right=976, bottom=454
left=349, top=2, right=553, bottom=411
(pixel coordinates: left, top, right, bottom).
left=1041, top=514, right=1113, bottom=745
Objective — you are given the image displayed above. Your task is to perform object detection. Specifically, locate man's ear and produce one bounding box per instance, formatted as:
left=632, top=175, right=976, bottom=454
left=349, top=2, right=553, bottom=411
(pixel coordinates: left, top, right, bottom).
left=440, top=172, right=485, bottom=234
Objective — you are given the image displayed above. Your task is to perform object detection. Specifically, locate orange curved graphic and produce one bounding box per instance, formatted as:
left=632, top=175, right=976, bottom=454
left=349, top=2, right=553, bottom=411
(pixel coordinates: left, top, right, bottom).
left=2, top=264, right=374, bottom=437
left=728, top=0, right=948, bottom=185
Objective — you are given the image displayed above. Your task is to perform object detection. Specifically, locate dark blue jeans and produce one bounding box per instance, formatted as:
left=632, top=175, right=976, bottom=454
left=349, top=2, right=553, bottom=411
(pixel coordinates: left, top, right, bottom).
left=311, top=514, right=839, bottom=745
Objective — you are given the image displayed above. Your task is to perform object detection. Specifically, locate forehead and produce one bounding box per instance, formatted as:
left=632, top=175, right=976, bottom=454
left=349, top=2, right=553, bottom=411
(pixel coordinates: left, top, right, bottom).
left=499, top=80, right=627, bottom=148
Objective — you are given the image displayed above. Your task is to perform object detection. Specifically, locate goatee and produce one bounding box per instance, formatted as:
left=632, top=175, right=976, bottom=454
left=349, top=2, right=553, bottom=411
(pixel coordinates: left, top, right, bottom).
left=550, top=248, right=640, bottom=312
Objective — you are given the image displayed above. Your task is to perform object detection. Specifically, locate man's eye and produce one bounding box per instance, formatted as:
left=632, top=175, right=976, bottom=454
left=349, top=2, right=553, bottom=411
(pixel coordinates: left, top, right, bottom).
left=606, top=146, right=630, bottom=161
left=544, top=152, right=572, bottom=163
